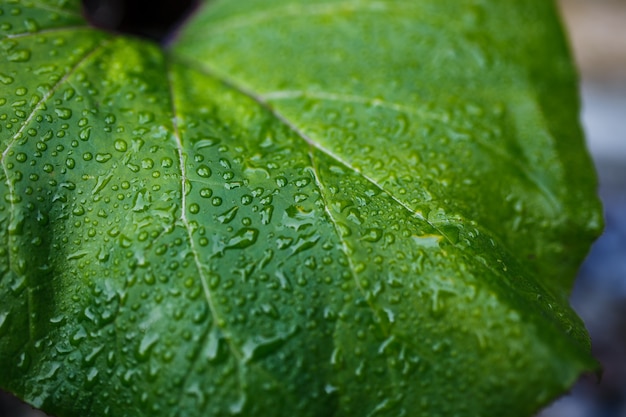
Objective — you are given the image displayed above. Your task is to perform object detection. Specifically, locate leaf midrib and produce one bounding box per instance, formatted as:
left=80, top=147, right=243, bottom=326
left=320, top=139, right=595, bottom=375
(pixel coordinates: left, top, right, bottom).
left=164, top=59, right=302, bottom=411
left=172, top=55, right=587, bottom=354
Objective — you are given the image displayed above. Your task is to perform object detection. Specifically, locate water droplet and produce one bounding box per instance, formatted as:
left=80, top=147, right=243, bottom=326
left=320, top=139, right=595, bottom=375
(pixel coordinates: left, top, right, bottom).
left=260, top=205, right=273, bottom=225
left=0, top=73, right=14, bottom=85
left=241, top=326, right=299, bottom=363
left=0, top=311, right=9, bottom=334
left=79, top=127, right=91, bottom=140
left=114, top=139, right=127, bottom=152
left=54, top=108, right=72, bottom=119
left=23, top=18, right=39, bottom=32
left=189, top=203, right=200, bottom=214
left=136, top=333, right=159, bottom=362
left=141, top=158, right=154, bottom=169
left=275, top=176, right=288, bottom=187
left=138, top=111, right=154, bottom=124
left=204, top=327, right=226, bottom=364
left=196, top=165, right=211, bottom=178
left=95, top=153, right=112, bottom=163
left=226, top=228, right=259, bottom=250
left=8, top=49, right=30, bottom=62
left=362, top=228, right=383, bottom=242
left=84, top=345, right=104, bottom=365
left=217, top=206, right=238, bottom=224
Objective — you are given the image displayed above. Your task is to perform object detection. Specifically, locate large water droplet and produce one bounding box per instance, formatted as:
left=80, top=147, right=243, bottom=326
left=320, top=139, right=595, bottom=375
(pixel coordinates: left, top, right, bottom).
left=217, top=206, right=238, bottom=224
left=136, top=333, right=160, bottom=362
left=241, top=326, right=299, bottom=363
left=225, top=228, right=259, bottom=250
left=54, top=108, right=72, bottom=119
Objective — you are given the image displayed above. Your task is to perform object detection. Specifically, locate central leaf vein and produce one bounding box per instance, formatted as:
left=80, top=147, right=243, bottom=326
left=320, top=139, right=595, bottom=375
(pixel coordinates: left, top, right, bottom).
left=164, top=62, right=256, bottom=404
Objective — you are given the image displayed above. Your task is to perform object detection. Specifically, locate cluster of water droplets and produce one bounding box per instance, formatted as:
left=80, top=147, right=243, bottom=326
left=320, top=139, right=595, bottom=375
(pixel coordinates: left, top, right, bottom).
left=0, top=2, right=598, bottom=416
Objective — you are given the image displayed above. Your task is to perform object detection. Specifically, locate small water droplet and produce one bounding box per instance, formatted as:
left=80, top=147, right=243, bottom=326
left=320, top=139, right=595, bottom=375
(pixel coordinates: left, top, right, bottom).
left=0, top=73, right=14, bottom=85
left=114, top=139, right=127, bottom=152
left=362, top=228, right=383, bottom=242
left=95, top=153, right=112, bottom=163
left=138, top=111, right=154, bottom=124
left=196, top=165, right=211, bottom=178
left=0, top=311, right=9, bottom=334
left=199, top=188, right=213, bottom=198
left=189, top=203, right=200, bottom=214
left=23, top=18, right=39, bottom=32
left=54, top=108, right=72, bottom=119
left=275, top=176, right=288, bottom=187
left=8, top=49, right=30, bottom=62
left=260, top=205, right=273, bottom=225
left=79, top=127, right=91, bottom=140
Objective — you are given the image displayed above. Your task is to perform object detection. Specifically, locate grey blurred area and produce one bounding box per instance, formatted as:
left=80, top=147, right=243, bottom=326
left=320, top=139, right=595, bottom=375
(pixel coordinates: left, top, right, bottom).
left=0, top=391, right=47, bottom=417
left=0, top=0, right=624, bottom=416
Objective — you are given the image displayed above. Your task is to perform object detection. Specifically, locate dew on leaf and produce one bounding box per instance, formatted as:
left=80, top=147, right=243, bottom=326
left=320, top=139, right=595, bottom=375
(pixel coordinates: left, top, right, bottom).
left=54, top=108, right=72, bottom=119
left=138, top=111, right=154, bottom=124
left=362, top=228, right=383, bottom=242
left=7, top=49, right=30, bottom=62
left=136, top=333, right=160, bottom=362
left=114, top=139, right=127, bottom=152
left=196, top=165, right=211, bottom=178
left=189, top=203, right=200, bottom=214
left=241, top=325, right=299, bottom=363
left=217, top=206, right=238, bottom=224
left=0, top=312, right=9, bottom=334
left=79, top=127, right=91, bottom=140
left=226, top=228, right=259, bottom=250
left=95, top=153, right=112, bottom=163
left=275, top=176, right=287, bottom=187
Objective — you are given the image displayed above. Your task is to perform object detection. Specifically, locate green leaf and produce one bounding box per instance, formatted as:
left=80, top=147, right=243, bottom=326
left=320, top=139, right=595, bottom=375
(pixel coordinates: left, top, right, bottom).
left=0, top=0, right=602, bottom=416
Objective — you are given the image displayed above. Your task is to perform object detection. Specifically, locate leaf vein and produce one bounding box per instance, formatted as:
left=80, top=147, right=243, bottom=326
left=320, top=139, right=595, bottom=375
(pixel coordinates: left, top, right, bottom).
left=308, top=149, right=390, bottom=336
left=165, top=61, right=250, bottom=401
left=1, top=39, right=109, bottom=342
left=264, top=89, right=560, bottom=211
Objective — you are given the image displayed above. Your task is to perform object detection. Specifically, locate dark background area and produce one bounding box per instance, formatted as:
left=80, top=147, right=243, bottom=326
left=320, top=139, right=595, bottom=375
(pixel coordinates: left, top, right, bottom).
left=1, top=0, right=625, bottom=416
left=82, top=0, right=198, bottom=42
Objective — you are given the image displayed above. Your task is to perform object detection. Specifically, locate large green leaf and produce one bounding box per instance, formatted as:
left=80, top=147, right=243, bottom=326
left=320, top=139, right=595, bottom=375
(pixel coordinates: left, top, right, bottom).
left=0, top=0, right=602, bottom=416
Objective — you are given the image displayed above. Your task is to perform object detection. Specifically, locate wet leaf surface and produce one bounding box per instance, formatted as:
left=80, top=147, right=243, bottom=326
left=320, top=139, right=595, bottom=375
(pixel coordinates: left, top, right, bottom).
left=0, top=0, right=602, bottom=416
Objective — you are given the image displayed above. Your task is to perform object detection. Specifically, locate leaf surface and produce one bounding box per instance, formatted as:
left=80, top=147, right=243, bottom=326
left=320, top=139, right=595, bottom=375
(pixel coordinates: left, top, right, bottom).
left=0, top=0, right=602, bottom=416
